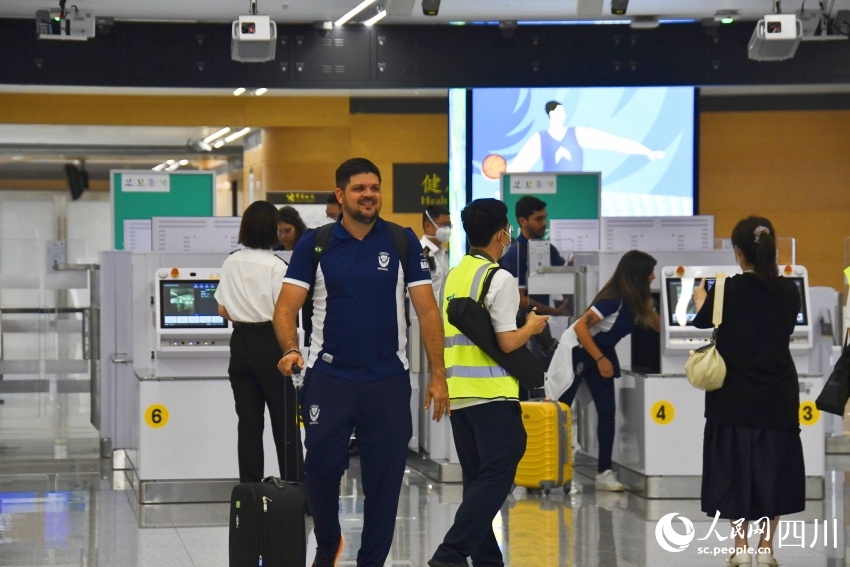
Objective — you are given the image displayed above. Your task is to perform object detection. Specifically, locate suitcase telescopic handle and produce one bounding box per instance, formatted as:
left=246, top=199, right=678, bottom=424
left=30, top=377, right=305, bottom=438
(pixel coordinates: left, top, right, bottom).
left=291, top=364, right=304, bottom=389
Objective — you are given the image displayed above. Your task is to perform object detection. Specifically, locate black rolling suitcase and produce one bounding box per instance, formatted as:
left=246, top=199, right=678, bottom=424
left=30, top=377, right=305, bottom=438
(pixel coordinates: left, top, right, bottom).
left=229, top=476, right=308, bottom=567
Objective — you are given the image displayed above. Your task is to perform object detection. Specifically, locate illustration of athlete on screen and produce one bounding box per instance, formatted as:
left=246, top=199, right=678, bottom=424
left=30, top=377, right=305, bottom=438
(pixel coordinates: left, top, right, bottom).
left=471, top=87, right=695, bottom=216
left=482, top=100, right=665, bottom=178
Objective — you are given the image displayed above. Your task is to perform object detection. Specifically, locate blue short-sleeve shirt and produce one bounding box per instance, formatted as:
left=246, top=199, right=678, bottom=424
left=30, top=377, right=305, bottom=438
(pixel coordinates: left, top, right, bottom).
left=283, top=217, right=431, bottom=382
left=499, top=234, right=566, bottom=305
left=573, top=297, right=635, bottom=378
left=587, top=297, right=634, bottom=350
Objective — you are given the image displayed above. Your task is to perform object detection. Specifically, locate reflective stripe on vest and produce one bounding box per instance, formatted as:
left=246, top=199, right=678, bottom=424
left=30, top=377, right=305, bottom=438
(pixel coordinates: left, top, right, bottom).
left=442, top=255, right=519, bottom=400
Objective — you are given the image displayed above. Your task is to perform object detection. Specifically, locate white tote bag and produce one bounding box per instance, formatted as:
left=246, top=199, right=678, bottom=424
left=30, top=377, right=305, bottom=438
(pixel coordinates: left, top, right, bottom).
left=543, top=323, right=580, bottom=400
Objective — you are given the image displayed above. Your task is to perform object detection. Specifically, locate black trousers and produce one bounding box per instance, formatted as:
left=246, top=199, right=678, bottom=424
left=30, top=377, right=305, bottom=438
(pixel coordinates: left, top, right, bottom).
left=228, top=323, right=302, bottom=483
left=432, top=401, right=527, bottom=567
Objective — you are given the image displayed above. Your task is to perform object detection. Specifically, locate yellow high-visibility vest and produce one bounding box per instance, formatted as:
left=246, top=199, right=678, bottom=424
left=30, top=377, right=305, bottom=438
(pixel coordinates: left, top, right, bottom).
left=442, top=254, right=519, bottom=400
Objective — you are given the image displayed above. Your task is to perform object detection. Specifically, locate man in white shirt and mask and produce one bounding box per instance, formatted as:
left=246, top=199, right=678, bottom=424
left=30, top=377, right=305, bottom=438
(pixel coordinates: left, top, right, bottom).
left=325, top=193, right=342, bottom=224
left=420, top=205, right=451, bottom=305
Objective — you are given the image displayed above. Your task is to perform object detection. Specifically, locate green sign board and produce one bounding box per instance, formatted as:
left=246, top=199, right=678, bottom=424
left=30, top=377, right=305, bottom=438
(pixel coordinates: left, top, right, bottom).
left=501, top=172, right=600, bottom=233
left=111, top=170, right=216, bottom=250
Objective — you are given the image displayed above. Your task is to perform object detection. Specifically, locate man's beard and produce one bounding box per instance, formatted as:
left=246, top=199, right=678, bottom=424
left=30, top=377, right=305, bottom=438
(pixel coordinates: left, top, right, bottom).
left=343, top=200, right=379, bottom=224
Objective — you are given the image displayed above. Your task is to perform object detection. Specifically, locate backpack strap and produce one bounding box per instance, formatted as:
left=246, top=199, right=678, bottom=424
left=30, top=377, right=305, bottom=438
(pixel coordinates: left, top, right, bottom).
left=310, top=223, right=335, bottom=275
left=384, top=221, right=410, bottom=284
left=477, top=266, right=501, bottom=303
left=384, top=221, right=412, bottom=327
left=302, top=223, right=335, bottom=347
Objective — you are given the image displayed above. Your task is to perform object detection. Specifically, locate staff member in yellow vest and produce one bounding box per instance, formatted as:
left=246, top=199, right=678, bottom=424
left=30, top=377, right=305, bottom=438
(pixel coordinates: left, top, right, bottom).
left=428, top=198, right=548, bottom=567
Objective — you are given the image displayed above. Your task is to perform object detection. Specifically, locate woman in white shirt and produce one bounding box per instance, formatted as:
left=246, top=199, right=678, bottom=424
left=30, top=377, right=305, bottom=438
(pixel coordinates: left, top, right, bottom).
left=215, top=200, right=301, bottom=483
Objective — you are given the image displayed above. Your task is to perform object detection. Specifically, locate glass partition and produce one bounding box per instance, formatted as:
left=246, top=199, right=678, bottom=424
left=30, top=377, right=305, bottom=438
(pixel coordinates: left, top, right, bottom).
left=0, top=237, right=97, bottom=461
left=714, top=236, right=796, bottom=266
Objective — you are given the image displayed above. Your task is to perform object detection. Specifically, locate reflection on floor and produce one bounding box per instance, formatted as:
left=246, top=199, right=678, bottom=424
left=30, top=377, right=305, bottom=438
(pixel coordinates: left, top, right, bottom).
left=0, top=453, right=847, bottom=566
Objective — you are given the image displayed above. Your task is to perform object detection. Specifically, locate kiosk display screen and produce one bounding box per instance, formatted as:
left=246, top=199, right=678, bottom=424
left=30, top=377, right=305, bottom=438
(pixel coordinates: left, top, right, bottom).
left=159, top=280, right=226, bottom=329
left=788, top=277, right=807, bottom=326
left=666, top=276, right=807, bottom=327
left=665, top=278, right=714, bottom=327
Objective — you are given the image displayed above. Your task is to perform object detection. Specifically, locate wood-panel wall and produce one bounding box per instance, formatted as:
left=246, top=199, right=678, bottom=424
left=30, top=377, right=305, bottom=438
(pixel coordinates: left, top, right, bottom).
left=699, top=110, right=850, bottom=289
left=0, top=93, right=351, bottom=127
left=350, top=114, right=449, bottom=233
left=241, top=111, right=447, bottom=235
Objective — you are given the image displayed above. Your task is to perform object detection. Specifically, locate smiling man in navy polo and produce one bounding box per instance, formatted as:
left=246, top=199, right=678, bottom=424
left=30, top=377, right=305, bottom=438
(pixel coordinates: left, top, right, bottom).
left=274, top=157, right=449, bottom=567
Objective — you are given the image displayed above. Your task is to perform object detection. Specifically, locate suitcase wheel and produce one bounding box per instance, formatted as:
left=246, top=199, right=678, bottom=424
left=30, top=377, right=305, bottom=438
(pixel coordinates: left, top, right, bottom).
left=562, top=480, right=571, bottom=494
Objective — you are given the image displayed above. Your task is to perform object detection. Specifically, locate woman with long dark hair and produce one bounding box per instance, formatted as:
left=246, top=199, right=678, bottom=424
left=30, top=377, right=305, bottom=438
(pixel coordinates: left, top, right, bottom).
left=693, top=217, right=802, bottom=567
left=558, top=249, right=660, bottom=491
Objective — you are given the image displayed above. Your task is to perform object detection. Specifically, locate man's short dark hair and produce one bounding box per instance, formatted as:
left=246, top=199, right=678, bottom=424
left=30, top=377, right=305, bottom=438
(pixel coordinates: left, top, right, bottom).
left=423, top=204, right=450, bottom=226
left=515, top=195, right=547, bottom=222
left=462, top=198, right=508, bottom=248
left=238, top=200, right=279, bottom=249
left=336, top=158, right=381, bottom=190
left=545, top=100, right=562, bottom=115
left=326, top=193, right=341, bottom=206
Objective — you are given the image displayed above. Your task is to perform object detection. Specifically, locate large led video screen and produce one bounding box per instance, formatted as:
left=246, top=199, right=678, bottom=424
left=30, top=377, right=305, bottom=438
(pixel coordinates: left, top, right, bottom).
left=466, top=87, right=695, bottom=216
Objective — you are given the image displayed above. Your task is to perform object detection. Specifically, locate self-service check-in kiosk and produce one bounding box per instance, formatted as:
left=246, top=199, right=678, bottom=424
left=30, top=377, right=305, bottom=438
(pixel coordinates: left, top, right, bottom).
left=154, top=268, right=230, bottom=376
left=610, top=264, right=824, bottom=499
left=111, top=260, right=281, bottom=504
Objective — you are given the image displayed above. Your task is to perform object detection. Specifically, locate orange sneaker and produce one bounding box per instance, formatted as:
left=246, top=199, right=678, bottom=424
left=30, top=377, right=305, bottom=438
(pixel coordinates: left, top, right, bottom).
left=312, top=534, right=344, bottom=567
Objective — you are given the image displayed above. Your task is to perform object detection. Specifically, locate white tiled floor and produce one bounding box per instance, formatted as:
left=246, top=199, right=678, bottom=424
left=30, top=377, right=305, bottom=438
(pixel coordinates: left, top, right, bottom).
left=1, top=452, right=847, bottom=566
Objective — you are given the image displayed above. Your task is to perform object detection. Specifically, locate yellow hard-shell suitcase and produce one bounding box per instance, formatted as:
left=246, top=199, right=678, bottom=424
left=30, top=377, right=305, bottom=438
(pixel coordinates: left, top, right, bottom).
left=515, top=400, right=572, bottom=495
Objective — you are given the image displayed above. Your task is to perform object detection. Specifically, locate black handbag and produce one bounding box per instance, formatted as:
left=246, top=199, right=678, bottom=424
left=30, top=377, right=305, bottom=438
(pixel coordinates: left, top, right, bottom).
left=816, top=329, right=850, bottom=416
left=446, top=267, right=545, bottom=390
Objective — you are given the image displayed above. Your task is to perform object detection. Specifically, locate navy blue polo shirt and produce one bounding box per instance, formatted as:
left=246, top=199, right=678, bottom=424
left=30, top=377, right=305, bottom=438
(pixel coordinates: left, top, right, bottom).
left=283, top=217, right=431, bottom=382
left=499, top=234, right=566, bottom=305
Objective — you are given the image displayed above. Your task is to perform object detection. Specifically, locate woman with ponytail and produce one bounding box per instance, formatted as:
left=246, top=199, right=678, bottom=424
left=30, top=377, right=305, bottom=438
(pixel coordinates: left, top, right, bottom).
left=692, top=217, right=803, bottom=567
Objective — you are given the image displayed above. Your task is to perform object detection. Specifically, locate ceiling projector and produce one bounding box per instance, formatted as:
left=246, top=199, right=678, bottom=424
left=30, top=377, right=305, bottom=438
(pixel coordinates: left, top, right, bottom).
left=748, top=13, right=802, bottom=61
left=35, top=7, right=95, bottom=40
left=231, top=14, right=277, bottom=63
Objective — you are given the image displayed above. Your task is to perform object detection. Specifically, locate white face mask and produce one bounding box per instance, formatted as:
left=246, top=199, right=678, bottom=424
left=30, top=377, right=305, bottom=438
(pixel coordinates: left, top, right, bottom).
left=426, top=211, right=451, bottom=244
left=500, top=229, right=511, bottom=259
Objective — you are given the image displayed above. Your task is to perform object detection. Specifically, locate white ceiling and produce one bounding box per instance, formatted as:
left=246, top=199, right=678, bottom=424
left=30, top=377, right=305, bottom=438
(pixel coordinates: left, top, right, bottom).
left=1, top=0, right=846, bottom=25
